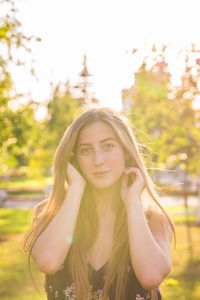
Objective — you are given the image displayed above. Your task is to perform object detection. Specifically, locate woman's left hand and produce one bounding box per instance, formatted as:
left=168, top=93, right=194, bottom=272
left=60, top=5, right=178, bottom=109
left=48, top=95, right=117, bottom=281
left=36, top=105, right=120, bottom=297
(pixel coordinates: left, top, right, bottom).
left=120, top=167, right=145, bottom=207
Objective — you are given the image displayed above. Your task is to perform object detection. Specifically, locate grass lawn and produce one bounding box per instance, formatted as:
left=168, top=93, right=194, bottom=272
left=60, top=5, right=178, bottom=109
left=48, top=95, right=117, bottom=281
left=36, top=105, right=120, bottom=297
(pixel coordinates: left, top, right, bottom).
left=0, top=209, right=45, bottom=300
left=0, top=206, right=200, bottom=299
left=161, top=224, right=200, bottom=299
left=0, top=177, right=52, bottom=195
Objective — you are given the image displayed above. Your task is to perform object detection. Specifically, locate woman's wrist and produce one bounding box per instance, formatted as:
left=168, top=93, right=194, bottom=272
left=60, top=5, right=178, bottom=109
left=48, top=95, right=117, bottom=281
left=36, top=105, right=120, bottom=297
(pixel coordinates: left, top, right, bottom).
left=62, top=184, right=85, bottom=207
left=67, top=181, right=86, bottom=195
left=124, top=196, right=143, bottom=214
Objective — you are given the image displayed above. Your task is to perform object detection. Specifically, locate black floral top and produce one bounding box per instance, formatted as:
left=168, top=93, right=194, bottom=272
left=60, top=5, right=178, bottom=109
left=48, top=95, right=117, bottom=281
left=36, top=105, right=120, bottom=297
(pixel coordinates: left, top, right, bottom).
left=45, top=258, right=161, bottom=300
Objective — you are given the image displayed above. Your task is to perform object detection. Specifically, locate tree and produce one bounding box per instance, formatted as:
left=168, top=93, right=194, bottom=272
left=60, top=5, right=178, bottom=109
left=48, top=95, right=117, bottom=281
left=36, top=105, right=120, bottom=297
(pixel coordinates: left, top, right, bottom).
left=122, top=44, right=200, bottom=209
left=171, top=44, right=200, bottom=211
left=72, top=55, right=99, bottom=107
left=122, top=45, right=175, bottom=169
left=41, top=81, right=82, bottom=173
left=0, top=0, right=41, bottom=177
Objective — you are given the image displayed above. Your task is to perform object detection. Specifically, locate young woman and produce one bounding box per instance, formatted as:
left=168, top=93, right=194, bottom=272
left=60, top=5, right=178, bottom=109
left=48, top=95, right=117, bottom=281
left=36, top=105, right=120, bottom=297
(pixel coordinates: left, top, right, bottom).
left=23, top=107, right=174, bottom=300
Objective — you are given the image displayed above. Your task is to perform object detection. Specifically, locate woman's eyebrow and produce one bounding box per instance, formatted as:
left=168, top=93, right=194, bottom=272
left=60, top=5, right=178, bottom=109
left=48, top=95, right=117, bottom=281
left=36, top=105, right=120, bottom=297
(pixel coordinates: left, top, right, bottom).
left=77, top=137, right=117, bottom=147
left=100, top=137, right=117, bottom=143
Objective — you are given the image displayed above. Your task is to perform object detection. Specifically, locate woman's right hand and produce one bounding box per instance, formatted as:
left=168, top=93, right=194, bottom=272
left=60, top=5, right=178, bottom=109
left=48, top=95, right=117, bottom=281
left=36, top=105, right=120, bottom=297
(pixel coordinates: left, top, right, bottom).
left=67, top=162, right=86, bottom=187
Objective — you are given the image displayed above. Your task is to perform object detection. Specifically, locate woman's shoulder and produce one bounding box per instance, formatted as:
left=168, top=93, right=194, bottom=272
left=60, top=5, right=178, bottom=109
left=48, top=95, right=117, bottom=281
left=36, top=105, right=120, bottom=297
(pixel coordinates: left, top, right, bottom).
left=144, top=205, right=173, bottom=248
left=145, top=204, right=173, bottom=234
left=144, top=204, right=169, bottom=224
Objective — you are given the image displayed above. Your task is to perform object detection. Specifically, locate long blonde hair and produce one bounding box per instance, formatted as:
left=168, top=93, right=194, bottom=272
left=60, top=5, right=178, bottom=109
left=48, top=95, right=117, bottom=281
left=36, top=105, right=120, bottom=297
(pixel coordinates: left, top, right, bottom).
left=23, top=106, right=175, bottom=300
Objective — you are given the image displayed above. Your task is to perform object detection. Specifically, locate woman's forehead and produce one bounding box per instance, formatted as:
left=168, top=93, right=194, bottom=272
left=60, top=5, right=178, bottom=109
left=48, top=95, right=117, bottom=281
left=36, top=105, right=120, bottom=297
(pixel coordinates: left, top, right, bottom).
left=77, top=121, right=118, bottom=145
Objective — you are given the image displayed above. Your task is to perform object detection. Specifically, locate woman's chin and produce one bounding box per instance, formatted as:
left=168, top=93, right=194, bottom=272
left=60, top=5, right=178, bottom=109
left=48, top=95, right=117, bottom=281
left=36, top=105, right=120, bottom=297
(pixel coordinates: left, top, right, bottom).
left=89, top=178, right=121, bottom=191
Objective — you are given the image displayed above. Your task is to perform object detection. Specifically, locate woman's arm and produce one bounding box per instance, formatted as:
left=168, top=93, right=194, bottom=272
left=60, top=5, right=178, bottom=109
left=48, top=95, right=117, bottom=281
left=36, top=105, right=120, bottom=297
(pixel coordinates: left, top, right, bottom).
left=31, top=163, right=86, bottom=274
left=121, top=168, right=172, bottom=289
left=126, top=202, right=172, bottom=289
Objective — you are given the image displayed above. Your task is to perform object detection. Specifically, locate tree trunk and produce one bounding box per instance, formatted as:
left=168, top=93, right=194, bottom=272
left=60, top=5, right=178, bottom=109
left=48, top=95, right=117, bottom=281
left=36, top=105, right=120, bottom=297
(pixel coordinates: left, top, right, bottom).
left=183, top=171, right=190, bottom=208
left=184, top=191, right=188, bottom=208
left=197, top=175, right=200, bottom=225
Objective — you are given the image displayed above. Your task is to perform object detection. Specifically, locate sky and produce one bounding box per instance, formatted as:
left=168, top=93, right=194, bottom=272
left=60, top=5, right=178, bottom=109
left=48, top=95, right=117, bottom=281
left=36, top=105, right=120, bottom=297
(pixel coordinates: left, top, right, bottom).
left=6, top=0, right=200, bottom=116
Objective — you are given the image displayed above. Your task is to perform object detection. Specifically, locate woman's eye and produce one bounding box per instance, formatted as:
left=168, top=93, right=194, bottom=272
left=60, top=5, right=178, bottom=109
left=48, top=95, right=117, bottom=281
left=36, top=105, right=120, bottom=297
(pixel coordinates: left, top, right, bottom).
left=80, top=147, right=91, bottom=154
left=104, top=143, right=114, bottom=150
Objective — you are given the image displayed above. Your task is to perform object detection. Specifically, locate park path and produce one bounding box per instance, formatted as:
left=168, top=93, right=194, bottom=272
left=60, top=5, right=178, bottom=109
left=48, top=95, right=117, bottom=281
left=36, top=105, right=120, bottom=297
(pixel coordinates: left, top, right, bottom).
left=3, top=194, right=198, bottom=209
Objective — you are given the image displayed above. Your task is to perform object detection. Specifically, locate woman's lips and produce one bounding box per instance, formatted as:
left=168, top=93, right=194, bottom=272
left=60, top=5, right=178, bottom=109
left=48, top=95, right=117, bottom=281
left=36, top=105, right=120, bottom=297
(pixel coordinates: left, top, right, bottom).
left=93, top=170, right=109, bottom=177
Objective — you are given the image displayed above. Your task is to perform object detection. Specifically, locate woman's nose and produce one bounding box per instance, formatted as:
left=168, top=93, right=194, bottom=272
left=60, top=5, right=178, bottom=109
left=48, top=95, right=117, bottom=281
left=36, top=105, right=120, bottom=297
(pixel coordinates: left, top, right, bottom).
left=94, top=150, right=104, bottom=166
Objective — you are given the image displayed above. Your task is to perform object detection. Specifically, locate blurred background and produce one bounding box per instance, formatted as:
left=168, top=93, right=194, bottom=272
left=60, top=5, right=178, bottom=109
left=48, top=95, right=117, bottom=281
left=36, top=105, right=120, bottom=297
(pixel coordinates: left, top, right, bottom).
left=0, top=0, right=200, bottom=299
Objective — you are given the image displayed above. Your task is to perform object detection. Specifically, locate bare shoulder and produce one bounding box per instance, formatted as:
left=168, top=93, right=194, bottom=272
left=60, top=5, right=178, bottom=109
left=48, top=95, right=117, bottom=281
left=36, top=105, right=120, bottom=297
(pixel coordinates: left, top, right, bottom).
left=146, top=208, right=172, bottom=234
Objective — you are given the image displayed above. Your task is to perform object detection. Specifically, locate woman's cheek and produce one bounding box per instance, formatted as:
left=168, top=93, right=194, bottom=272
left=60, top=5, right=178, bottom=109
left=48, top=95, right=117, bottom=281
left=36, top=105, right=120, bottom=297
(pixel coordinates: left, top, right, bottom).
left=76, top=157, right=89, bottom=177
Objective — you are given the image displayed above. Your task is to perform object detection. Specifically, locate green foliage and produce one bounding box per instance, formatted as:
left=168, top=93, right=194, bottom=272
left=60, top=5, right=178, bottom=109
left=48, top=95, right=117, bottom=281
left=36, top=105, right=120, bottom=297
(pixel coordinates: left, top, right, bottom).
left=0, top=0, right=36, bottom=64
left=35, top=84, right=83, bottom=173
left=0, top=1, right=42, bottom=176
left=23, top=85, right=83, bottom=177
left=47, top=87, right=82, bottom=150
left=124, top=45, right=200, bottom=176
left=0, top=102, right=41, bottom=175
left=0, top=5, right=92, bottom=179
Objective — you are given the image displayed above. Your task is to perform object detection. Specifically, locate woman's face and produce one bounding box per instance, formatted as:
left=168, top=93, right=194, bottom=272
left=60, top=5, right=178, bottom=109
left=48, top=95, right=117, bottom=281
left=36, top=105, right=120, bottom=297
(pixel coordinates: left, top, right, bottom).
left=75, top=121, right=126, bottom=190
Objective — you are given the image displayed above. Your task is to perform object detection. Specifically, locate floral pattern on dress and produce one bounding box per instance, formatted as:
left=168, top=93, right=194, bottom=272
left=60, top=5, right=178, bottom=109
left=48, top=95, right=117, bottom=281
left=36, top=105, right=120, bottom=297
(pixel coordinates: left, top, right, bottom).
left=63, top=283, right=76, bottom=299
left=48, top=281, right=160, bottom=300
left=49, top=263, right=161, bottom=300
left=62, top=283, right=113, bottom=300
left=146, top=291, right=151, bottom=299
left=90, top=288, right=104, bottom=300
left=157, top=287, right=161, bottom=293
left=55, top=291, right=59, bottom=298
left=127, top=265, right=132, bottom=272
left=136, top=294, right=145, bottom=300
left=62, top=283, right=154, bottom=300
left=63, top=284, right=108, bottom=300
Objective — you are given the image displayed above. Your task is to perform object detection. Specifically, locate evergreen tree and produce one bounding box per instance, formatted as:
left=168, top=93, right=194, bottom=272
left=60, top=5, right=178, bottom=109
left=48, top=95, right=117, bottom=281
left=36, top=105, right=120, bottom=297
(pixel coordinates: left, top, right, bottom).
left=41, top=81, right=82, bottom=173
left=72, top=55, right=99, bottom=107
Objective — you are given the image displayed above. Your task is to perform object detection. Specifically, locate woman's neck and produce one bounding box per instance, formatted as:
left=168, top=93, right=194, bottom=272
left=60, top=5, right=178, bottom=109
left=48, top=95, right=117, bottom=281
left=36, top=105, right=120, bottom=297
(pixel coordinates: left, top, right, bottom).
left=90, top=180, right=121, bottom=219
